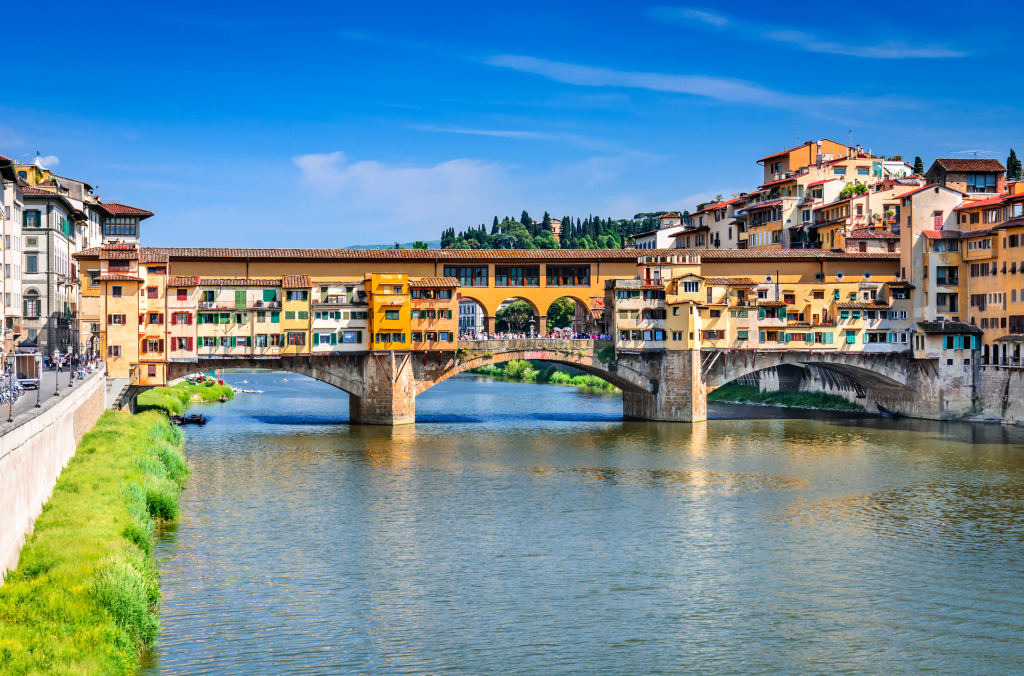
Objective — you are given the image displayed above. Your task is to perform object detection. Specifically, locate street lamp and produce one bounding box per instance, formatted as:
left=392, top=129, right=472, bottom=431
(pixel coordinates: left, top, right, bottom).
left=529, top=318, right=536, bottom=338
left=54, top=352, right=60, bottom=398
left=35, top=354, right=41, bottom=408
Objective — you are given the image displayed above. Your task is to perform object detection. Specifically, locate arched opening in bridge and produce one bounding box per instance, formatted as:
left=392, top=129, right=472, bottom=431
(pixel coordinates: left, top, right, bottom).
left=457, top=296, right=486, bottom=336
left=544, top=295, right=595, bottom=336
left=494, top=297, right=540, bottom=336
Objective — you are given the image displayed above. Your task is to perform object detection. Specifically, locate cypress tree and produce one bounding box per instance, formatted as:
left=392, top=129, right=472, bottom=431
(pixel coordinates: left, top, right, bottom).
left=913, top=156, right=925, bottom=175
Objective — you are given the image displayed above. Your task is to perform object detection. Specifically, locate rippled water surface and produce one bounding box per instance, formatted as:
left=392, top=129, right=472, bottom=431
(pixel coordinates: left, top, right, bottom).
left=141, top=372, right=1024, bottom=675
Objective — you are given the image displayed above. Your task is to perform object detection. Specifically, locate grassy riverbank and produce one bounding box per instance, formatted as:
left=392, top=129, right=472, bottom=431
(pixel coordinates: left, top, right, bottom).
left=0, top=411, right=188, bottom=675
left=708, top=383, right=864, bottom=411
left=137, top=381, right=234, bottom=416
left=471, top=360, right=618, bottom=392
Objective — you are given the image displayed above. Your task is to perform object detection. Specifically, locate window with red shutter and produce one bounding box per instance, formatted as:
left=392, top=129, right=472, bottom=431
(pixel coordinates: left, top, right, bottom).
left=171, top=313, right=177, bottom=325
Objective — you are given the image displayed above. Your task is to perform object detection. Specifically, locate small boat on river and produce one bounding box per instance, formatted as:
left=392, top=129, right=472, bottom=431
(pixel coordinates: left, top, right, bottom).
left=876, top=403, right=901, bottom=419
left=170, top=414, right=207, bottom=426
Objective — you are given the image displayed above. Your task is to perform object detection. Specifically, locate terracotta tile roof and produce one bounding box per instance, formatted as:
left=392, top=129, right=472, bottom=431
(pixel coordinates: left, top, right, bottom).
left=104, top=242, right=137, bottom=250
left=921, top=230, right=960, bottom=240
left=955, top=194, right=1006, bottom=210
left=140, top=251, right=168, bottom=263
left=409, top=277, right=460, bottom=287
left=640, top=284, right=664, bottom=290
left=282, top=275, right=311, bottom=288
left=100, top=250, right=138, bottom=260
left=20, top=186, right=56, bottom=196
left=758, top=301, right=787, bottom=307
left=167, top=276, right=198, bottom=287
left=885, top=281, right=914, bottom=289
left=742, top=199, right=783, bottom=211
left=806, top=178, right=840, bottom=187
left=95, top=274, right=143, bottom=282
left=198, top=278, right=283, bottom=287
left=75, top=246, right=900, bottom=265
left=786, top=321, right=812, bottom=328
left=932, top=158, right=1006, bottom=173
left=847, top=229, right=900, bottom=239
left=91, top=202, right=154, bottom=218
left=758, top=174, right=800, bottom=188
left=917, top=321, right=982, bottom=335
left=660, top=212, right=681, bottom=218
left=703, top=277, right=757, bottom=286
left=835, top=302, right=891, bottom=310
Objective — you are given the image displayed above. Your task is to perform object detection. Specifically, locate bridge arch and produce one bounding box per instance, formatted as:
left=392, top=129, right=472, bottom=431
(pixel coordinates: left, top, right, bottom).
left=166, top=355, right=367, bottom=399
left=494, top=296, right=542, bottom=334
left=414, top=340, right=652, bottom=396
left=702, top=349, right=913, bottom=412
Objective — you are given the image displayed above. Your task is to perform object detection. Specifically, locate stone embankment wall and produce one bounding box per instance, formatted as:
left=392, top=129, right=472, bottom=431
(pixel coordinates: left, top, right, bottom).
left=0, top=369, right=106, bottom=581
left=975, top=366, right=1024, bottom=423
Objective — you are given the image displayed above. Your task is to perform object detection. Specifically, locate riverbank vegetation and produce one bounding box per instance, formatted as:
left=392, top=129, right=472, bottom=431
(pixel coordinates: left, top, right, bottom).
left=708, top=383, right=864, bottom=411
left=137, top=381, right=234, bottom=415
left=0, top=411, right=188, bottom=675
left=471, top=360, right=618, bottom=391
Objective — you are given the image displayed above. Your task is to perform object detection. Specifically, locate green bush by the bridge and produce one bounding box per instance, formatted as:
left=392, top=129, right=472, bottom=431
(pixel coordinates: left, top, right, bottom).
left=471, top=360, right=618, bottom=391
left=137, top=381, right=234, bottom=415
left=707, top=383, right=864, bottom=411
left=0, top=411, right=188, bottom=675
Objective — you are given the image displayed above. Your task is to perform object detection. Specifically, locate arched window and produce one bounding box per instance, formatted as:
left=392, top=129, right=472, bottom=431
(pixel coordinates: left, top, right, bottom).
left=24, top=289, right=40, bottom=319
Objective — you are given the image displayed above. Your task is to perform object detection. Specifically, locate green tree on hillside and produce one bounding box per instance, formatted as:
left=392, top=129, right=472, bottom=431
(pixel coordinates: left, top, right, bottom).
left=913, top=156, right=925, bottom=175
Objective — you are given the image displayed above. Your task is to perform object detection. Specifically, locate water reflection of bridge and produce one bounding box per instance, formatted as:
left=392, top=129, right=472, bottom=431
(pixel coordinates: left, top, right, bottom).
left=164, top=338, right=927, bottom=425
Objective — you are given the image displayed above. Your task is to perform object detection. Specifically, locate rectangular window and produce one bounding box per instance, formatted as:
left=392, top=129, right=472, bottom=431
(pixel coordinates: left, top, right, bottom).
left=444, top=265, right=488, bottom=286
left=545, top=265, right=591, bottom=287
left=385, top=309, right=400, bottom=320
left=342, top=331, right=362, bottom=343
left=287, top=332, right=306, bottom=346
left=111, top=285, right=123, bottom=298
left=147, top=287, right=158, bottom=299
left=25, top=254, right=37, bottom=274
left=107, top=345, right=122, bottom=357
left=494, top=266, right=540, bottom=286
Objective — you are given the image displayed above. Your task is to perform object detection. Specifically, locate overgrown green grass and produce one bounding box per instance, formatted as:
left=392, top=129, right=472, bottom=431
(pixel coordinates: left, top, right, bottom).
left=708, top=383, right=864, bottom=411
left=0, top=411, right=188, bottom=675
left=471, top=360, right=619, bottom=392
left=136, top=381, right=234, bottom=415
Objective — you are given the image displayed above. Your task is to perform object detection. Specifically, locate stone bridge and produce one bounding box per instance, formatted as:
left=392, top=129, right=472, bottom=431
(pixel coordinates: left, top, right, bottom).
left=166, top=341, right=942, bottom=424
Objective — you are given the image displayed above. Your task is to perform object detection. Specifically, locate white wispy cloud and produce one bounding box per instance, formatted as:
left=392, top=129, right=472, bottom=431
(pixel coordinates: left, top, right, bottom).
left=291, top=150, right=677, bottom=242
left=647, top=6, right=966, bottom=59
left=293, top=150, right=520, bottom=230
left=35, top=155, right=59, bottom=169
left=485, top=55, right=902, bottom=113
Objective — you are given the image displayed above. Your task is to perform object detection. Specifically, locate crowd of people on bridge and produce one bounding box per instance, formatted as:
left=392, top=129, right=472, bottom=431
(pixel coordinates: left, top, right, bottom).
left=458, top=330, right=612, bottom=341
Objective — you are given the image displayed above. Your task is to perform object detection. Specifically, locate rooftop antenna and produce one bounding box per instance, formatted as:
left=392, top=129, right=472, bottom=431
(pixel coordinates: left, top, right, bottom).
left=952, top=150, right=998, bottom=158
left=848, top=129, right=853, bottom=147
left=796, top=123, right=801, bottom=143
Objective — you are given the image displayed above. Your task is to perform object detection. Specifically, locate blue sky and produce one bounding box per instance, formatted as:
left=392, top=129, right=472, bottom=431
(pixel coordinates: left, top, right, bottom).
left=3, top=1, right=1021, bottom=246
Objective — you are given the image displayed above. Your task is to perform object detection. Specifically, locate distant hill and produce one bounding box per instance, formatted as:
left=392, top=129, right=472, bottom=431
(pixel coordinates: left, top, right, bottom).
left=345, top=240, right=441, bottom=250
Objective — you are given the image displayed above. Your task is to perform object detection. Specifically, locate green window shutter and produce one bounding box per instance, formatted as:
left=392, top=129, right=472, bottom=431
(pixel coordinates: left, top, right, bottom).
left=235, top=289, right=246, bottom=308
left=230, top=336, right=236, bottom=347
left=863, top=331, right=868, bottom=343
left=780, top=332, right=788, bottom=343
left=197, top=314, right=204, bottom=325
left=263, top=289, right=275, bottom=302
left=271, top=311, right=280, bottom=324
left=356, top=331, right=362, bottom=343
left=780, top=311, right=787, bottom=322
left=888, top=332, right=895, bottom=343
left=834, top=290, right=840, bottom=300
left=758, top=307, right=765, bottom=320
left=330, top=332, right=337, bottom=345
left=759, top=330, right=766, bottom=343
left=825, top=332, right=833, bottom=344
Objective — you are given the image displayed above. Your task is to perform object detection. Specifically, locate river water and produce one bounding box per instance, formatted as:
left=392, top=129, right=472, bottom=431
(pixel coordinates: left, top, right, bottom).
left=141, top=372, right=1024, bottom=675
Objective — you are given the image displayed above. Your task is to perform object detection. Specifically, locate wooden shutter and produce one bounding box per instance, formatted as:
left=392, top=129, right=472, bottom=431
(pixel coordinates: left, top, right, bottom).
left=330, top=332, right=337, bottom=345
left=187, top=313, right=193, bottom=325
left=106, top=313, right=112, bottom=324
left=186, top=337, right=193, bottom=351
left=235, top=289, right=246, bottom=308
left=141, top=341, right=148, bottom=354
left=158, top=339, right=164, bottom=353
left=170, top=313, right=177, bottom=325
